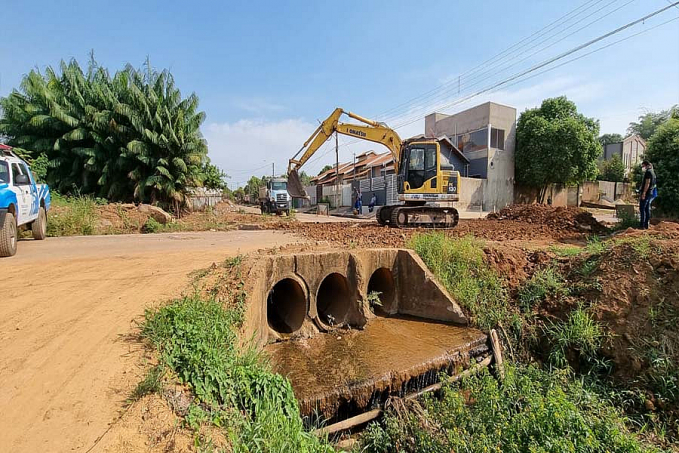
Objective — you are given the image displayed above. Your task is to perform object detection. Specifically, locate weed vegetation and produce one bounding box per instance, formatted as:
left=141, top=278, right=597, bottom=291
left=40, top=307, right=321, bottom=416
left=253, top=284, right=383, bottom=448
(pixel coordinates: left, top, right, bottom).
left=141, top=294, right=332, bottom=452
left=518, top=267, right=566, bottom=311
left=361, top=364, right=659, bottom=453
left=408, top=233, right=507, bottom=331
left=46, top=193, right=99, bottom=236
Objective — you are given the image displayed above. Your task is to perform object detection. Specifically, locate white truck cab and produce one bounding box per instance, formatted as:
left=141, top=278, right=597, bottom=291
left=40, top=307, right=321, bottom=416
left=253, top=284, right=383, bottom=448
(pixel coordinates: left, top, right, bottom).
left=258, top=177, right=291, bottom=215
left=0, top=147, right=51, bottom=257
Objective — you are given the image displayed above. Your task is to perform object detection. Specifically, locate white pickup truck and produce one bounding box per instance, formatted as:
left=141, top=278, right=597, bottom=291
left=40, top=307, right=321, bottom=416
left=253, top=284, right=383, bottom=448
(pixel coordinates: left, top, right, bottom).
left=0, top=146, right=51, bottom=257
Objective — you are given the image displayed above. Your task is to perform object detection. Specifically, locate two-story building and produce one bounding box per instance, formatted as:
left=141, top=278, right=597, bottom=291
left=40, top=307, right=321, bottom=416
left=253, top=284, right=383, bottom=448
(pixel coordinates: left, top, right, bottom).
left=602, top=134, right=646, bottom=175
left=424, top=101, right=516, bottom=210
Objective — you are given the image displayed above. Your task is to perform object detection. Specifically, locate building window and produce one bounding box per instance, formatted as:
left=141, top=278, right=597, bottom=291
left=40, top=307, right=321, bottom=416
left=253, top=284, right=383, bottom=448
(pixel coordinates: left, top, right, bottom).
left=456, top=128, right=488, bottom=153
left=490, top=128, right=505, bottom=150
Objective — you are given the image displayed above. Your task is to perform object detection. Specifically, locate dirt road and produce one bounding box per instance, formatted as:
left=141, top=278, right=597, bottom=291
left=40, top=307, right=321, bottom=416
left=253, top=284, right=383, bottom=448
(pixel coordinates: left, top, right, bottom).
left=0, top=230, right=303, bottom=453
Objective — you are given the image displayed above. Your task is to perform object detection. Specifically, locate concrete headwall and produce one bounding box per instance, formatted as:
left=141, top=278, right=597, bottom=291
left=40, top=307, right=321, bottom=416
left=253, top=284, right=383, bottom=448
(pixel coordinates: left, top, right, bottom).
left=242, top=249, right=468, bottom=346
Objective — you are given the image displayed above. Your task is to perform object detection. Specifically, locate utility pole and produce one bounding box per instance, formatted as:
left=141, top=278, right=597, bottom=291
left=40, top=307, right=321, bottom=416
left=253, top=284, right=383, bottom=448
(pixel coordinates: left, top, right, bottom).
left=272, top=162, right=274, bottom=178
left=335, top=132, right=340, bottom=209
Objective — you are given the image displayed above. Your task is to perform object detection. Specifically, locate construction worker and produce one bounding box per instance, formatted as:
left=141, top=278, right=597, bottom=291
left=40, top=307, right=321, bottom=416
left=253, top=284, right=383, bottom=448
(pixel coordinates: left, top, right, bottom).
left=639, top=160, right=657, bottom=229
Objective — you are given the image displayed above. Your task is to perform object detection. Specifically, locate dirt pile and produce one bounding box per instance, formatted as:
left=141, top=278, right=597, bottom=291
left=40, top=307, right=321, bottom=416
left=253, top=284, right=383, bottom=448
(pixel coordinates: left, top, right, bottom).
left=272, top=217, right=596, bottom=249
left=586, top=235, right=679, bottom=381
left=487, top=205, right=608, bottom=235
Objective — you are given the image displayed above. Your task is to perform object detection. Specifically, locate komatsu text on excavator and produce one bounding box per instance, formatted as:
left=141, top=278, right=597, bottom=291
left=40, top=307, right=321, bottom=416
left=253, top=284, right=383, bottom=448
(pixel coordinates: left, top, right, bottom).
left=287, top=108, right=461, bottom=228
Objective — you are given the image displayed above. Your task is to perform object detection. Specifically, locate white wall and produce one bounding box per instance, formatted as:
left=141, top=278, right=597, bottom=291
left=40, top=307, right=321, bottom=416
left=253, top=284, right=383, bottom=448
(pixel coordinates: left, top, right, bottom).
left=458, top=177, right=485, bottom=210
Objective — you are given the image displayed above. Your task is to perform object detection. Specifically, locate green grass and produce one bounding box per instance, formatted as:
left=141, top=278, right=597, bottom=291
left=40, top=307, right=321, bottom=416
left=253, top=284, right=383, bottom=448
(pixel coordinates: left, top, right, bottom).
left=141, top=217, right=182, bottom=234
left=129, top=364, right=165, bottom=402
left=613, top=235, right=659, bottom=259
left=549, top=244, right=583, bottom=257
left=140, top=294, right=332, bottom=452
left=360, top=364, right=657, bottom=453
left=545, top=307, right=607, bottom=370
left=613, top=209, right=639, bottom=231
left=46, top=193, right=98, bottom=236
left=586, top=235, right=607, bottom=255
left=518, top=267, right=566, bottom=311
left=408, top=233, right=507, bottom=331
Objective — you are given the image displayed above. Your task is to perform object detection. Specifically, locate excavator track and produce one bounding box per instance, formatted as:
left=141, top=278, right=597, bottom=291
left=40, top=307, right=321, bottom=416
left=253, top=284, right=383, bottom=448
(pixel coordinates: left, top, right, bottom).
left=387, top=206, right=459, bottom=229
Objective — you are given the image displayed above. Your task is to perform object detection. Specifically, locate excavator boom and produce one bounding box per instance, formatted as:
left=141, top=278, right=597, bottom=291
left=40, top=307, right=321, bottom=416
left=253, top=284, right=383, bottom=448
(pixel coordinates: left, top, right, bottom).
left=287, top=108, right=403, bottom=198
left=287, top=107, right=460, bottom=229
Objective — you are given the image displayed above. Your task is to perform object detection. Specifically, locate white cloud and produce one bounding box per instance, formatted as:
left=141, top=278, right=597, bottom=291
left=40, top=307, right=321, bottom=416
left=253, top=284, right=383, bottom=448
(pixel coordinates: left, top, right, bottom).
left=203, top=118, right=318, bottom=186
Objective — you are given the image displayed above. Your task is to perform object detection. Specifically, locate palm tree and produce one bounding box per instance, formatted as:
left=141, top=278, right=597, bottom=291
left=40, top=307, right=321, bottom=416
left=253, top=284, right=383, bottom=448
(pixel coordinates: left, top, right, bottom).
left=0, top=57, right=209, bottom=209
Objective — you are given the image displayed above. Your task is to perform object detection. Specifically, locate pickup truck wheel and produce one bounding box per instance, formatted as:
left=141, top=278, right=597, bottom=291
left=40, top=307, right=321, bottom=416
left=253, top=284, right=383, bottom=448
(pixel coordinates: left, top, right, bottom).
left=32, top=207, right=47, bottom=240
left=0, top=212, right=18, bottom=257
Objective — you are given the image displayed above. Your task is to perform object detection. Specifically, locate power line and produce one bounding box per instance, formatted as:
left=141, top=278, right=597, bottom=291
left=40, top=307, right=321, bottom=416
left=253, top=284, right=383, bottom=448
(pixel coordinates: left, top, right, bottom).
left=388, top=1, right=679, bottom=130
left=377, top=0, right=634, bottom=126
left=374, top=0, right=616, bottom=121
left=326, top=2, right=678, bottom=156
left=405, top=13, right=679, bottom=125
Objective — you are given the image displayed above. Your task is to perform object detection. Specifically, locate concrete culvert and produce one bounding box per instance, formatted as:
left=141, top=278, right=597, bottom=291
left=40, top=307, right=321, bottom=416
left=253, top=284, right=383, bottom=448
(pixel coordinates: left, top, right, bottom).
left=267, top=278, right=307, bottom=334
left=367, top=267, right=396, bottom=315
left=317, top=273, right=351, bottom=326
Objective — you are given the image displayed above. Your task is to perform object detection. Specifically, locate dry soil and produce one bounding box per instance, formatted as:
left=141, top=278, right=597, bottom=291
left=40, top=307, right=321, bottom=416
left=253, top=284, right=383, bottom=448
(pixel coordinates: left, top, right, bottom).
left=0, top=230, right=303, bottom=453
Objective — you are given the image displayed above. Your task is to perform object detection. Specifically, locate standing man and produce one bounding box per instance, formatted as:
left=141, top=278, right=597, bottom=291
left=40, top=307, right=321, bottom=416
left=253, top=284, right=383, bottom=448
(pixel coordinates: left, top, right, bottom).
left=639, top=160, right=657, bottom=229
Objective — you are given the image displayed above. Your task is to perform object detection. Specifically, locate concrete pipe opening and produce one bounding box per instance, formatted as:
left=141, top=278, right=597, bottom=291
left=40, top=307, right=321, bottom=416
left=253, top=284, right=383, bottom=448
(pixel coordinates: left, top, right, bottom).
left=317, top=273, right=351, bottom=326
left=267, top=278, right=307, bottom=334
left=367, top=267, right=396, bottom=315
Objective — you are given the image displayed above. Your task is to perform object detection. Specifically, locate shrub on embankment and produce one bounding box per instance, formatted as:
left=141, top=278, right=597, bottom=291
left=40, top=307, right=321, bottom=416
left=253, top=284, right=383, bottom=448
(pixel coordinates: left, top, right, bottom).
left=396, top=231, right=679, bottom=450
left=361, top=364, right=656, bottom=453
left=140, top=294, right=333, bottom=452
left=46, top=193, right=100, bottom=236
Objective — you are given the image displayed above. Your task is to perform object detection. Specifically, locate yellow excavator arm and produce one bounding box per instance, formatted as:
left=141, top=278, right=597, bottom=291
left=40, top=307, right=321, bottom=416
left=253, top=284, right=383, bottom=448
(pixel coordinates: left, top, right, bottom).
left=286, top=107, right=460, bottom=229
left=288, top=108, right=403, bottom=175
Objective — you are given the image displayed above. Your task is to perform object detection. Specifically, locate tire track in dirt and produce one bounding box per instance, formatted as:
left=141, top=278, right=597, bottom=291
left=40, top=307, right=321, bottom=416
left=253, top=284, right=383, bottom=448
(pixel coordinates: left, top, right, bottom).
left=0, top=231, right=303, bottom=453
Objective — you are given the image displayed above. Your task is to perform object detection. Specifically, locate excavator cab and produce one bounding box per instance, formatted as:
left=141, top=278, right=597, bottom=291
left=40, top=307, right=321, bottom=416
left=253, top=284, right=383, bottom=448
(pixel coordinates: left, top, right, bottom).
left=401, top=143, right=439, bottom=192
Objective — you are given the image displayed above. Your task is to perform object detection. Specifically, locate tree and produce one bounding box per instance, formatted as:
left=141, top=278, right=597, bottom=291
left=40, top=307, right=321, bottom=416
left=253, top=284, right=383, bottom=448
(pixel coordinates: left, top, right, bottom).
left=298, top=171, right=312, bottom=187
left=599, top=155, right=625, bottom=182
left=645, top=118, right=679, bottom=215
left=244, top=175, right=265, bottom=199
left=318, top=164, right=333, bottom=175
left=627, top=105, right=678, bottom=140
left=200, top=161, right=228, bottom=190
left=0, top=57, right=208, bottom=209
left=598, top=133, right=623, bottom=146
left=516, top=96, right=601, bottom=202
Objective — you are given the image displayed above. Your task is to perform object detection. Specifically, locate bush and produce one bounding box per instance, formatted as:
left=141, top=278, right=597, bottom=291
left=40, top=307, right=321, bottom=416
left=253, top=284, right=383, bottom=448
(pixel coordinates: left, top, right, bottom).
left=518, top=267, right=566, bottom=311
left=408, top=233, right=507, bottom=331
left=46, top=194, right=98, bottom=236
left=645, top=118, right=679, bottom=216
left=545, top=307, right=606, bottom=369
left=142, top=217, right=162, bottom=234
left=360, top=364, right=656, bottom=453
left=141, top=295, right=332, bottom=452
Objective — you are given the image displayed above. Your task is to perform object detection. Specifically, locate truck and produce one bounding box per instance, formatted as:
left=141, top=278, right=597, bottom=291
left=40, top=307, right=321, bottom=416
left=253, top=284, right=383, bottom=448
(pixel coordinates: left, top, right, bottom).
left=258, top=177, right=291, bottom=216
left=0, top=146, right=51, bottom=257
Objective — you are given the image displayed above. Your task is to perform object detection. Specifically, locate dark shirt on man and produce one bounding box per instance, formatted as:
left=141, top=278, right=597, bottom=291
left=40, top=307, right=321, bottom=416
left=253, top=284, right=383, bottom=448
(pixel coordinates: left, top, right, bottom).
left=642, top=168, right=656, bottom=195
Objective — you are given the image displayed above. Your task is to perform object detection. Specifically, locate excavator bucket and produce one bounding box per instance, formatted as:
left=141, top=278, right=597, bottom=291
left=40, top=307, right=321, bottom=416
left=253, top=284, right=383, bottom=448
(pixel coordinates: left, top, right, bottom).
left=287, top=169, right=308, bottom=199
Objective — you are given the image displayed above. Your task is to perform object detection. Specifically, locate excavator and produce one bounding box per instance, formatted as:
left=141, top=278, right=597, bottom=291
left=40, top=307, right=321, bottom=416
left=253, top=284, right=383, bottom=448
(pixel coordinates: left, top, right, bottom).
left=287, top=108, right=461, bottom=228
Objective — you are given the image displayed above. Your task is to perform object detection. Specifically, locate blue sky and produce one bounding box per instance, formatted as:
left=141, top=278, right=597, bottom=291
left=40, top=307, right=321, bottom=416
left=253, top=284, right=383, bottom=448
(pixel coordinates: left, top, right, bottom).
left=1, top=0, right=678, bottom=185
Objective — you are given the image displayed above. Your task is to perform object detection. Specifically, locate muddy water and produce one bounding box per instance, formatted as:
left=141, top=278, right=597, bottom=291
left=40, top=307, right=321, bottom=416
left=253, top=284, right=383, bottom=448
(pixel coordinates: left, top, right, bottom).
left=266, top=316, right=488, bottom=422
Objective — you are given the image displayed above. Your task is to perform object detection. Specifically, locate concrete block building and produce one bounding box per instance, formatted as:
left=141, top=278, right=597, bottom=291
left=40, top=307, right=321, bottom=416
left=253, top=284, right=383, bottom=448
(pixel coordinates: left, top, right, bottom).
left=425, top=102, right=516, bottom=210
left=602, top=134, right=646, bottom=175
